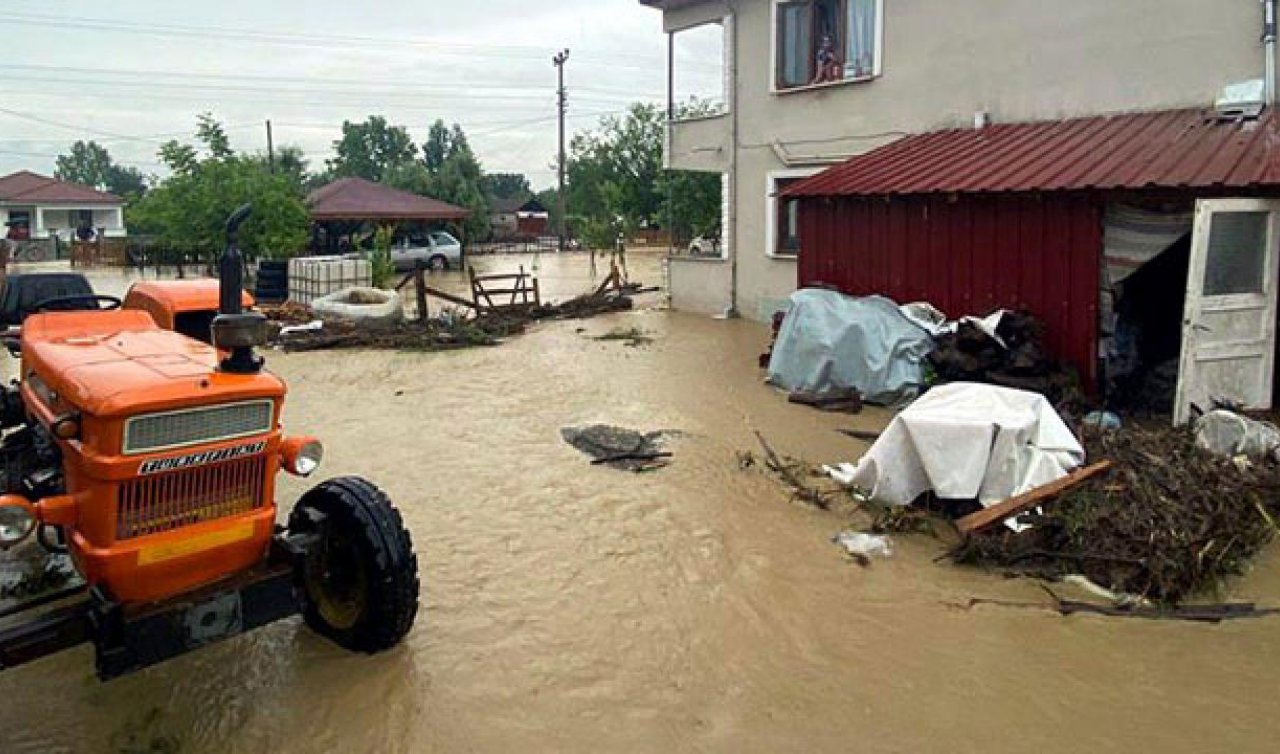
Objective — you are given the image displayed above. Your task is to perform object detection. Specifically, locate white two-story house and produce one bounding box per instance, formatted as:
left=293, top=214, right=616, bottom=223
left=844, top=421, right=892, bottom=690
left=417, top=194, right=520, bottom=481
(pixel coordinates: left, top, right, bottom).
left=644, top=0, right=1279, bottom=321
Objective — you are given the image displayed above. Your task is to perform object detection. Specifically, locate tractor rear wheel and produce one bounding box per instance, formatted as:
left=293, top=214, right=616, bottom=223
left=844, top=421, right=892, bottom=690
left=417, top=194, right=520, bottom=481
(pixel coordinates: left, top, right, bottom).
left=289, top=477, right=419, bottom=653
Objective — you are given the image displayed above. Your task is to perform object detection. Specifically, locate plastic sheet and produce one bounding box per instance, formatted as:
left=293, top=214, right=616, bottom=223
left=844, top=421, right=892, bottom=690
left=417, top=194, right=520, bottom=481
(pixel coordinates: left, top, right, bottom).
left=1194, top=410, right=1280, bottom=461
left=826, top=383, right=1084, bottom=529
left=766, top=290, right=933, bottom=405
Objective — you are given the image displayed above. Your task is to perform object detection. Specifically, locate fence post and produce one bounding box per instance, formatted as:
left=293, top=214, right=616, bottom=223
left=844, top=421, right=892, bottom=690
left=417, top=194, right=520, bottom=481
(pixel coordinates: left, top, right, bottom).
left=414, top=260, right=428, bottom=322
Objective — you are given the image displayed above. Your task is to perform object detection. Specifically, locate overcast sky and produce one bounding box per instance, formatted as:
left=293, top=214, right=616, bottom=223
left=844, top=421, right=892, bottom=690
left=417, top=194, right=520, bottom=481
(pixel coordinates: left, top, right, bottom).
left=0, top=0, right=723, bottom=190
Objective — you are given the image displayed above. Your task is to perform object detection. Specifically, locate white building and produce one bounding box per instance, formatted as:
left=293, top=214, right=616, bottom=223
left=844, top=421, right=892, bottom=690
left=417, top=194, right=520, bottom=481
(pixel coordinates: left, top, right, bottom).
left=0, top=170, right=127, bottom=242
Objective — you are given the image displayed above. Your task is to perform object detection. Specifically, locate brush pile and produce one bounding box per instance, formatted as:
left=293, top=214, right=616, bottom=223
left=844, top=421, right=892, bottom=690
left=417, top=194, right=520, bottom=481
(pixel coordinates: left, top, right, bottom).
left=266, top=286, right=638, bottom=353
left=950, top=423, right=1280, bottom=604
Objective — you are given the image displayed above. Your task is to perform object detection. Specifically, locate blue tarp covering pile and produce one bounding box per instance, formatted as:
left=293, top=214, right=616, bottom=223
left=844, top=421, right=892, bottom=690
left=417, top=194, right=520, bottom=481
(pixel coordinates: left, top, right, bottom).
left=766, top=289, right=933, bottom=405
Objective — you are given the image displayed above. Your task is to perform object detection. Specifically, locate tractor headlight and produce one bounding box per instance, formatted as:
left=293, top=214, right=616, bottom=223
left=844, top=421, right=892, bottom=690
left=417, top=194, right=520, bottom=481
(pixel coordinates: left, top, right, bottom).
left=0, top=495, right=37, bottom=549
left=282, top=437, right=324, bottom=477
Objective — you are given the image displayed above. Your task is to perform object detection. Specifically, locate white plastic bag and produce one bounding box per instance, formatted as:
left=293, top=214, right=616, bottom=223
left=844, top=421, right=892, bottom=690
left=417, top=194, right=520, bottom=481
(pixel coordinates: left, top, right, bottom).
left=1194, top=410, right=1280, bottom=461
left=835, top=531, right=893, bottom=559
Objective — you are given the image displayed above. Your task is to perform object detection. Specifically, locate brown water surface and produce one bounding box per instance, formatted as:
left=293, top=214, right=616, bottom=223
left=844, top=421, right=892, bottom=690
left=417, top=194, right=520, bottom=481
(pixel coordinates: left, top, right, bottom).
left=1, top=252, right=1278, bottom=752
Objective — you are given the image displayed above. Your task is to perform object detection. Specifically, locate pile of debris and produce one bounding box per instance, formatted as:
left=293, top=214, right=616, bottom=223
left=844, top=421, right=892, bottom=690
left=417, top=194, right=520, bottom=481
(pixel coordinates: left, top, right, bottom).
left=949, top=422, right=1280, bottom=605
left=928, top=310, right=1083, bottom=408
left=264, top=284, right=641, bottom=353
left=274, top=314, right=519, bottom=353
left=561, top=424, right=673, bottom=472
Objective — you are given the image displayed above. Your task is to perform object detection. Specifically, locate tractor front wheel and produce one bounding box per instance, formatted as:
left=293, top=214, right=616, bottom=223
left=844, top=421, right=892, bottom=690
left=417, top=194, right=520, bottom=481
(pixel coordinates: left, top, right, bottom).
left=289, top=477, right=419, bottom=653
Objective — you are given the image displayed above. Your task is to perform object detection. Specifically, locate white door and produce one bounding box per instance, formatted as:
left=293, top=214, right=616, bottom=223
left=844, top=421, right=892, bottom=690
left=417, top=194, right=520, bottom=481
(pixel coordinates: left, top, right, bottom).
left=1174, top=198, right=1280, bottom=425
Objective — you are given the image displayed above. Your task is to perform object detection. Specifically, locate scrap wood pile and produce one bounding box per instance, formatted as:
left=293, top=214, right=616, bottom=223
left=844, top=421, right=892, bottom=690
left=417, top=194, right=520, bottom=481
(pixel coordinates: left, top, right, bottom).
left=950, top=424, right=1280, bottom=605
left=259, top=280, right=643, bottom=353
left=927, top=310, right=1084, bottom=409
left=273, top=314, right=520, bottom=353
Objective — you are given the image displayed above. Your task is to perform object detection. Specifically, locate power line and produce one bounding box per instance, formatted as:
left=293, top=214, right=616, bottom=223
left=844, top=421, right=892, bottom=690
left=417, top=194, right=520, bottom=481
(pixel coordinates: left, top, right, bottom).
left=1, top=11, right=723, bottom=72
left=0, top=63, right=669, bottom=100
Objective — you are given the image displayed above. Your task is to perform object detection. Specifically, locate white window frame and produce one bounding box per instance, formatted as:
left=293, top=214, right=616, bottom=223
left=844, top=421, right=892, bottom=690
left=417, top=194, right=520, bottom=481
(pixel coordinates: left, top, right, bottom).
left=770, top=0, right=884, bottom=95
left=766, top=168, right=824, bottom=259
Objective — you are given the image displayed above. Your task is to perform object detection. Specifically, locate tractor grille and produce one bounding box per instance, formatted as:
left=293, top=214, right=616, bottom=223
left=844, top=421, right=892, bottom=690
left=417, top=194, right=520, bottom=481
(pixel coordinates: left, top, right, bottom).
left=123, top=400, right=274, bottom=455
left=116, top=455, right=267, bottom=540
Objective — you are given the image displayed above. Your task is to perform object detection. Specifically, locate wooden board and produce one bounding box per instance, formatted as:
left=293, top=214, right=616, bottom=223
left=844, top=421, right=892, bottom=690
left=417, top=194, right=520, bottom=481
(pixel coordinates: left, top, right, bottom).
left=955, top=460, right=1114, bottom=536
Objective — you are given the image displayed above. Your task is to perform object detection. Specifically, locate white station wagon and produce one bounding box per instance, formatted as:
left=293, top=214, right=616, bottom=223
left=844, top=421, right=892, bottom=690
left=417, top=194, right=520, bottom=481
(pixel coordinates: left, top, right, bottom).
left=391, top=231, right=463, bottom=271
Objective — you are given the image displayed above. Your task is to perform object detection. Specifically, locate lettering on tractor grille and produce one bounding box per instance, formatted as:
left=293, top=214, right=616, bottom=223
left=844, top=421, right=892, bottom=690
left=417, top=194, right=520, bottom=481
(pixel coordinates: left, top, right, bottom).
left=123, top=400, right=274, bottom=455
left=117, top=454, right=267, bottom=540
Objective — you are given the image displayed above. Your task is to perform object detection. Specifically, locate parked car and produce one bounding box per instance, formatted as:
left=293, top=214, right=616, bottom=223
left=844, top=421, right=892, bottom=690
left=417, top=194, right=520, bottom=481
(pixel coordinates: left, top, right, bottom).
left=688, top=235, right=721, bottom=257
left=391, top=231, right=463, bottom=271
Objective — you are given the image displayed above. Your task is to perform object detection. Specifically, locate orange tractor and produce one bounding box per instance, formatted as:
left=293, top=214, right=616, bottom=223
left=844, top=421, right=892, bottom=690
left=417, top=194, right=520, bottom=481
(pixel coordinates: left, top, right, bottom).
left=0, top=205, right=418, bottom=679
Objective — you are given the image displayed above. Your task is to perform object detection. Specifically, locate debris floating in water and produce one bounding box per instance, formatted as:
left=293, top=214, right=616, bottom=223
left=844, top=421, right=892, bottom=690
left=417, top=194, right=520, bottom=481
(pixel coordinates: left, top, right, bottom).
left=561, top=425, right=673, bottom=472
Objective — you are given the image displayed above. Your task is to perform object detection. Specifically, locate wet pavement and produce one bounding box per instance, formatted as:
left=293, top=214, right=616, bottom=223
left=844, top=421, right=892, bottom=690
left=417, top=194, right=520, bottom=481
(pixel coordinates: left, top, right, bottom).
left=2, top=253, right=1279, bottom=752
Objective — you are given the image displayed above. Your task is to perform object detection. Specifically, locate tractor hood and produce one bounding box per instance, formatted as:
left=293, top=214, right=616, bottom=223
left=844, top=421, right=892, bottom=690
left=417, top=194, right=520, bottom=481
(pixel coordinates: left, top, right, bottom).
left=20, top=309, right=284, bottom=418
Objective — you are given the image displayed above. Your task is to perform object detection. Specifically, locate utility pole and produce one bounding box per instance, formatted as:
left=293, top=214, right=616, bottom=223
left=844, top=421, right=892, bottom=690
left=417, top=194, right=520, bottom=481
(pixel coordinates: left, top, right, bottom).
left=554, top=49, right=570, bottom=253
left=266, top=120, right=276, bottom=175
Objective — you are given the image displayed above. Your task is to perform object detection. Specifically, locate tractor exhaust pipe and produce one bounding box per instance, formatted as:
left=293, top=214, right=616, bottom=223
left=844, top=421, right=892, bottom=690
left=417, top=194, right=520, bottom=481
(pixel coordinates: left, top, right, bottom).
left=212, top=204, right=267, bottom=374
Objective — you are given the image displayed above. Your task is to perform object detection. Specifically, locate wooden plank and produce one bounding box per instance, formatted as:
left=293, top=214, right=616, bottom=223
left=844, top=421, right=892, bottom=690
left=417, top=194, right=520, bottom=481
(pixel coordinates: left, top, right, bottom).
left=955, top=460, right=1114, bottom=536
left=419, top=284, right=479, bottom=310
left=476, top=286, right=534, bottom=296
left=471, top=273, right=528, bottom=282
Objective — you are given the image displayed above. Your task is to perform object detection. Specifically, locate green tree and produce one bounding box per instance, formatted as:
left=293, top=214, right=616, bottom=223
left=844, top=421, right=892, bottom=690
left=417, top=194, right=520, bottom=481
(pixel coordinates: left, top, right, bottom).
left=158, top=140, right=199, bottom=176
left=55, top=141, right=111, bottom=188
left=131, top=116, right=309, bottom=260
left=249, top=145, right=310, bottom=191
left=55, top=140, right=149, bottom=197
left=565, top=103, right=665, bottom=247
left=327, top=116, right=418, bottom=182
left=196, top=112, right=233, bottom=160
left=565, top=101, right=722, bottom=248
left=481, top=172, right=533, bottom=203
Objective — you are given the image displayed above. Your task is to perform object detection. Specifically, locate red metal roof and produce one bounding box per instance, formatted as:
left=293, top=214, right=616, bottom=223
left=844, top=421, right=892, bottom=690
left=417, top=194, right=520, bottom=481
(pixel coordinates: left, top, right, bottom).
left=308, top=177, right=471, bottom=221
left=0, top=170, right=122, bottom=205
left=785, top=108, right=1280, bottom=198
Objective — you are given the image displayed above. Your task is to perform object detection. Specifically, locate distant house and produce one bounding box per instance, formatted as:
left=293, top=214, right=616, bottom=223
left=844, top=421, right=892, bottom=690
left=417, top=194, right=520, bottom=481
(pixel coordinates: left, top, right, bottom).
left=0, top=170, right=126, bottom=242
left=490, top=197, right=549, bottom=238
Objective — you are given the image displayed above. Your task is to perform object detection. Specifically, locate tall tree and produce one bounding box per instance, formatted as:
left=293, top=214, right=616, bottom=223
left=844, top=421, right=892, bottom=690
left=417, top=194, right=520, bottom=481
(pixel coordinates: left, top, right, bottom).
left=131, top=116, right=308, bottom=259
left=421, top=120, right=451, bottom=174
left=196, top=112, right=234, bottom=160
left=327, top=116, right=418, bottom=182
left=55, top=141, right=149, bottom=197
left=565, top=101, right=722, bottom=248
left=481, top=172, right=533, bottom=202
left=158, top=140, right=199, bottom=176
left=565, top=103, right=666, bottom=247
left=55, top=141, right=112, bottom=188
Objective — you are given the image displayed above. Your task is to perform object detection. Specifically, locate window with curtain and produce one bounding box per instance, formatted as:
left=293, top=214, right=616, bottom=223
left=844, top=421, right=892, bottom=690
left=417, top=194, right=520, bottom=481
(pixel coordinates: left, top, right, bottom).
left=845, top=0, right=878, bottom=79
left=774, top=0, right=881, bottom=90
left=776, top=1, right=813, bottom=89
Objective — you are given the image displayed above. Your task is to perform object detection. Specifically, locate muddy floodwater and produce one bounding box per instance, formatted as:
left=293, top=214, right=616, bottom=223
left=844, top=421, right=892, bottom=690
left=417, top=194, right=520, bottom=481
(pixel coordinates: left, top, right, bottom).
left=3, top=252, right=1280, bottom=752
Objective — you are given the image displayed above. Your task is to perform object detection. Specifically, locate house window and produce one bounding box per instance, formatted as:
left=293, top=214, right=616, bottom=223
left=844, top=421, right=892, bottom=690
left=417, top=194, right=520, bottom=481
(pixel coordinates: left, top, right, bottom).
left=774, top=0, right=882, bottom=91
left=769, top=175, right=813, bottom=257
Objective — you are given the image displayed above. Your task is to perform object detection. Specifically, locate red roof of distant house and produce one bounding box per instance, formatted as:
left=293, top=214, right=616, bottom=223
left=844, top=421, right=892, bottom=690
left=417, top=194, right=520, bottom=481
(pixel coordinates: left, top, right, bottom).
left=308, top=177, right=471, bottom=221
left=0, top=170, right=123, bottom=205
left=785, top=107, right=1280, bottom=199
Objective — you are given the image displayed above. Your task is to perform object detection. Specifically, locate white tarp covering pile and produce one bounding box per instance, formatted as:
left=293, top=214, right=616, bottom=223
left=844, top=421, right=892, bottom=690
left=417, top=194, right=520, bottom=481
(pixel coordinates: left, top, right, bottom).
left=826, top=383, right=1084, bottom=527
left=766, top=290, right=933, bottom=405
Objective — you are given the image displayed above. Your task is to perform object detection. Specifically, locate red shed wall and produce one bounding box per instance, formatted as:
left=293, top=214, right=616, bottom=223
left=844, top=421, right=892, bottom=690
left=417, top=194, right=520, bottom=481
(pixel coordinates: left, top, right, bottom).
left=797, top=194, right=1102, bottom=390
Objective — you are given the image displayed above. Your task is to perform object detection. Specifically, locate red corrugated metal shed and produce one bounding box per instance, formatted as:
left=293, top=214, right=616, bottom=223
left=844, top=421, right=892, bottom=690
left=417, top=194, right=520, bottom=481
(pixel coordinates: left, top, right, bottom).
left=786, top=108, right=1280, bottom=198
left=798, top=194, right=1102, bottom=389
